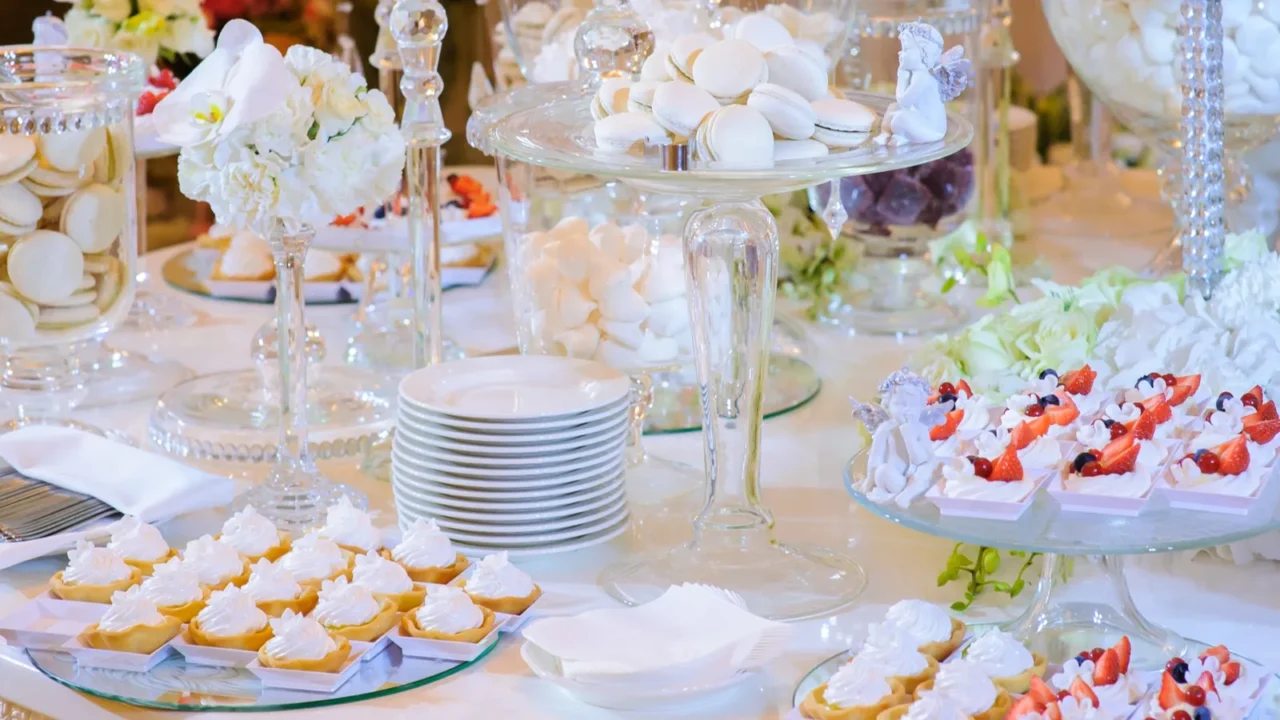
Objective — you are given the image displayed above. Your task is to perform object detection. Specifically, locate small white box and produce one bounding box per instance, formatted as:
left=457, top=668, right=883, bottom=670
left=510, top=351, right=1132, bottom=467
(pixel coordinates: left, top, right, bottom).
left=245, top=646, right=366, bottom=693
left=387, top=618, right=505, bottom=662
left=0, top=597, right=106, bottom=650
left=496, top=593, right=546, bottom=633
left=170, top=634, right=259, bottom=668
left=61, top=635, right=176, bottom=672
left=354, top=631, right=393, bottom=663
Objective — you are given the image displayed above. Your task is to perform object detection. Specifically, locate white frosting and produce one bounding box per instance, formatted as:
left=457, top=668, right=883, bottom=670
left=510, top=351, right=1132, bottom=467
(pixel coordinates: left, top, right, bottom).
left=303, top=249, right=344, bottom=280
left=1142, top=693, right=1247, bottom=720
left=105, top=516, right=170, bottom=562
left=940, top=458, right=1038, bottom=503
left=218, top=230, right=273, bottom=278
left=195, top=586, right=269, bottom=637
left=351, top=552, right=413, bottom=595
left=63, top=540, right=133, bottom=586
left=884, top=599, right=953, bottom=646
left=313, top=577, right=381, bottom=628
left=1076, top=420, right=1115, bottom=449
left=823, top=661, right=894, bottom=709
left=317, top=497, right=382, bottom=553
left=98, top=586, right=167, bottom=633
left=180, top=535, right=245, bottom=586
left=242, top=559, right=303, bottom=603
left=854, top=622, right=931, bottom=677
left=932, top=659, right=999, bottom=715
left=139, top=558, right=203, bottom=608
left=1051, top=658, right=1146, bottom=713
left=1169, top=457, right=1264, bottom=497
left=973, top=426, right=1060, bottom=468
left=1061, top=466, right=1154, bottom=498
left=1123, top=375, right=1170, bottom=405
left=964, top=630, right=1034, bottom=678
left=219, top=506, right=281, bottom=558
left=263, top=610, right=339, bottom=662
left=391, top=518, right=457, bottom=570
left=903, top=691, right=970, bottom=720
left=998, top=393, right=1039, bottom=429
left=1188, top=411, right=1246, bottom=451
left=1185, top=654, right=1257, bottom=702
left=1055, top=697, right=1105, bottom=720
left=413, top=585, right=485, bottom=635
left=1102, top=403, right=1142, bottom=425
left=466, top=552, right=536, bottom=599
left=277, top=533, right=348, bottom=582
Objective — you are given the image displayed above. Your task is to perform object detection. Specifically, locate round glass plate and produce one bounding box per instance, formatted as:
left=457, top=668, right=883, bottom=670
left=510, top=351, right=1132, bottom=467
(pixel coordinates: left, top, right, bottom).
left=844, top=451, right=1280, bottom=555
left=27, top=642, right=496, bottom=712
left=647, top=353, right=821, bottom=434
left=162, top=249, right=360, bottom=306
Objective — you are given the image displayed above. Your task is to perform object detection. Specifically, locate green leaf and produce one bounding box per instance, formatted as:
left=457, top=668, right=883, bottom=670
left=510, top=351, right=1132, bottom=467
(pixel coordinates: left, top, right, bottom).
left=950, top=600, right=971, bottom=612
left=989, top=581, right=1012, bottom=592
left=1010, top=578, right=1026, bottom=596
left=954, top=554, right=974, bottom=568
left=980, top=548, right=1000, bottom=574
left=940, top=276, right=958, bottom=294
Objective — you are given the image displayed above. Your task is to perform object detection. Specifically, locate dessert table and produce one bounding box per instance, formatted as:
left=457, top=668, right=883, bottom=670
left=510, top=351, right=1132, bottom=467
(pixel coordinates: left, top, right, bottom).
left=0, top=225, right=1277, bottom=719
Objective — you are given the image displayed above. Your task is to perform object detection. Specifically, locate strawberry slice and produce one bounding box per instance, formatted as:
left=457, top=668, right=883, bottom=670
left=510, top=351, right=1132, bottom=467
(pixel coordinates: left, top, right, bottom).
left=1046, top=392, right=1080, bottom=426
left=1260, top=400, right=1278, bottom=422
left=1245, top=386, right=1265, bottom=407
left=1244, top=418, right=1280, bottom=444
left=1045, top=705, right=1063, bottom=720
left=1068, top=676, right=1100, bottom=707
left=1167, top=374, right=1201, bottom=406
left=1060, top=365, right=1097, bottom=395
left=929, top=409, right=964, bottom=441
left=1101, top=432, right=1136, bottom=462
left=1010, top=423, right=1037, bottom=451
left=1158, top=670, right=1190, bottom=709
left=1092, top=648, right=1120, bottom=686
left=957, top=379, right=974, bottom=398
left=1222, top=661, right=1242, bottom=685
left=1028, top=676, right=1057, bottom=706
left=1099, top=443, right=1140, bottom=475
left=1197, top=670, right=1219, bottom=697
left=1126, top=409, right=1158, bottom=441
left=1113, top=636, right=1132, bottom=675
left=1141, top=394, right=1174, bottom=424
left=1008, top=695, right=1044, bottom=717
left=989, top=445, right=1024, bottom=482
left=1215, top=436, right=1250, bottom=476
left=1201, top=644, right=1231, bottom=664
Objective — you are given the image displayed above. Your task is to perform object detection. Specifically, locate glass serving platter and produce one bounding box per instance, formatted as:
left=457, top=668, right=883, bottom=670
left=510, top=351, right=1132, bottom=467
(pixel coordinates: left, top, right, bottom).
left=27, top=641, right=496, bottom=712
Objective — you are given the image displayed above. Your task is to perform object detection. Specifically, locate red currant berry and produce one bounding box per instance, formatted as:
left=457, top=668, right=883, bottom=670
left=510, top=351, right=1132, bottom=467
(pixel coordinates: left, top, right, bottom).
left=1162, top=373, right=1178, bottom=386
left=1057, top=690, right=1071, bottom=701
left=937, top=382, right=956, bottom=397
left=1025, top=404, right=1045, bottom=417
left=1110, top=423, right=1128, bottom=439
left=1171, top=711, right=1192, bottom=720
left=1082, top=462, right=1103, bottom=477
left=1197, top=452, right=1221, bottom=474
left=1166, top=657, right=1186, bottom=672
left=972, top=458, right=993, bottom=479
left=1089, top=648, right=1105, bottom=661
left=1243, top=394, right=1260, bottom=408
left=1186, top=686, right=1207, bottom=706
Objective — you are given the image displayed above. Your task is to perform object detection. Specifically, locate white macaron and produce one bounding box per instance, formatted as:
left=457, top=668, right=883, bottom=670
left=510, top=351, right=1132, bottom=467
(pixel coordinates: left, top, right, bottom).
left=37, top=127, right=106, bottom=173
left=0, top=183, right=43, bottom=237
left=61, top=183, right=126, bottom=254
left=765, top=45, right=828, bottom=101
left=641, top=46, right=671, bottom=81
left=0, top=135, right=37, bottom=185
left=0, top=289, right=37, bottom=342
left=694, top=105, right=775, bottom=169
left=774, top=138, right=829, bottom=161
left=592, top=77, right=632, bottom=119
left=652, top=81, right=720, bottom=138
left=627, top=80, right=660, bottom=113
left=594, top=112, right=670, bottom=154
left=811, top=98, right=877, bottom=148
left=732, top=12, right=796, bottom=53
left=747, top=83, right=816, bottom=140
left=665, top=33, right=715, bottom=83
left=7, top=229, right=85, bottom=305
left=692, top=39, right=768, bottom=102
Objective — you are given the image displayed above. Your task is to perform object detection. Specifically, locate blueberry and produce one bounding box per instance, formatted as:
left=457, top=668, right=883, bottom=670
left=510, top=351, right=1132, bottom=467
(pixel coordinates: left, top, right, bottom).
left=966, top=455, right=980, bottom=464
left=1217, top=391, right=1233, bottom=411
left=1039, top=368, right=1058, bottom=380
left=372, top=206, right=387, bottom=220
left=1171, top=661, right=1189, bottom=683
left=1194, top=707, right=1212, bottom=720
left=938, top=392, right=958, bottom=405
left=1075, top=654, right=1088, bottom=665
left=1040, top=395, right=1061, bottom=407
left=1134, top=377, right=1150, bottom=389
left=1194, top=449, right=1208, bottom=462
left=444, top=199, right=463, bottom=209
left=1103, top=419, right=1116, bottom=428
left=1072, top=452, right=1098, bottom=473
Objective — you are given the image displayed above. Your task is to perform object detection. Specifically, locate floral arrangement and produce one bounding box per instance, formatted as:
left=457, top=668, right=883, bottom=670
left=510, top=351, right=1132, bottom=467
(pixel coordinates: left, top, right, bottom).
left=153, top=20, right=405, bottom=236
left=766, top=191, right=861, bottom=320
left=58, top=0, right=215, bottom=68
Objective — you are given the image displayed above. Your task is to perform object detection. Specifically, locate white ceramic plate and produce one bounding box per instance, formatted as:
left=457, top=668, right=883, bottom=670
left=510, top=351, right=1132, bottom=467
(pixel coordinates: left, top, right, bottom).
left=395, top=417, right=630, bottom=456
left=449, top=516, right=630, bottom=557
left=396, top=502, right=629, bottom=545
left=391, top=463, right=624, bottom=499
left=398, top=397, right=631, bottom=433
left=399, top=356, right=630, bottom=420
left=391, top=446, right=623, bottom=481
left=392, top=478, right=625, bottom=518
left=394, top=429, right=626, bottom=467
left=395, top=491, right=628, bottom=533
left=397, top=411, right=631, bottom=445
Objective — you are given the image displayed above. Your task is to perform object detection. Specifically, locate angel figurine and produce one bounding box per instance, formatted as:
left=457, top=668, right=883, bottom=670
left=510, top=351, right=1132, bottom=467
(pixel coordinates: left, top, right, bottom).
left=878, top=22, right=971, bottom=145
left=854, top=369, right=946, bottom=508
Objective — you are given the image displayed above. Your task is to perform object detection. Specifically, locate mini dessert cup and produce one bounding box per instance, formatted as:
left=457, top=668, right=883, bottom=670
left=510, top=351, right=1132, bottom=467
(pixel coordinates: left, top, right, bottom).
left=171, top=634, right=259, bottom=668
left=247, top=643, right=364, bottom=692
left=202, top=560, right=253, bottom=594
left=911, top=680, right=1011, bottom=720
left=123, top=548, right=179, bottom=577
left=0, top=597, right=106, bottom=650
left=294, top=553, right=356, bottom=591
left=459, top=579, right=542, bottom=616
left=49, top=566, right=142, bottom=604
left=492, top=591, right=546, bottom=633
left=62, top=634, right=176, bottom=672
left=890, top=655, right=942, bottom=694
left=925, top=474, right=1048, bottom=521
left=1160, top=459, right=1275, bottom=515
left=392, top=610, right=504, bottom=662
left=379, top=548, right=470, bottom=585
left=988, top=653, right=1049, bottom=695
left=920, top=617, right=967, bottom=662
left=255, top=585, right=320, bottom=618
left=322, top=597, right=399, bottom=643
left=1047, top=472, right=1154, bottom=516
left=798, top=678, right=910, bottom=720
left=185, top=616, right=273, bottom=651
left=399, top=605, right=497, bottom=644
left=76, top=614, right=181, bottom=654
left=218, top=531, right=292, bottom=563
left=374, top=582, right=428, bottom=613
left=155, top=592, right=208, bottom=623
left=256, top=634, right=352, bottom=673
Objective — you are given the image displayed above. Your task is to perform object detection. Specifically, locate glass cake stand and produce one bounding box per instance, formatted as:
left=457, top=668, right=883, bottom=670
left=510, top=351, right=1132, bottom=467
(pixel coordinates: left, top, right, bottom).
left=839, top=448, right=1280, bottom=665
left=488, top=92, right=973, bottom=620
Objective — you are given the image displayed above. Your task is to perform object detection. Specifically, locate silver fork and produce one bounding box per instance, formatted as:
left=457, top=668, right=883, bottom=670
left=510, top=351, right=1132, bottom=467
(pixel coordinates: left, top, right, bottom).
left=1, top=506, right=118, bottom=542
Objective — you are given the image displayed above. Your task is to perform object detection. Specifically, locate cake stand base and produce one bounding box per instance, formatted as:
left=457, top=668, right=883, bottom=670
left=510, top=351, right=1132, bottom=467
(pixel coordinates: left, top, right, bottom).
left=646, top=354, right=821, bottom=434
left=344, top=314, right=466, bottom=376
left=77, top=341, right=194, bottom=408
left=237, top=463, right=365, bottom=533
left=121, top=291, right=201, bottom=331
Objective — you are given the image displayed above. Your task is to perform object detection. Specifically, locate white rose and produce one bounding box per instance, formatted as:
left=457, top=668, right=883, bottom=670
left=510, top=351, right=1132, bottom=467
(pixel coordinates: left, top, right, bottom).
left=161, top=15, right=214, bottom=57
left=112, top=29, right=162, bottom=70
left=63, top=8, right=115, bottom=50
left=957, top=316, right=1017, bottom=376
left=213, top=159, right=282, bottom=232
left=166, top=0, right=206, bottom=16
left=92, top=0, right=133, bottom=23
left=139, top=0, right=176, bottom=15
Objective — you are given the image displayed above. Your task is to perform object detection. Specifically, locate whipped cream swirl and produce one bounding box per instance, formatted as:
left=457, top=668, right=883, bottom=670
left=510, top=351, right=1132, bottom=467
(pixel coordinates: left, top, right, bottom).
left=314, top=577, right=381, bottom=628
left=219, top=506, right=281, bottom=557
left=99, top=585, right=168, bottom=632
left=933, top=659, right=998, bottom=715
left=277, top=533, right=347, bottom=582
left=414, top=585, right=485, bottom=634
left=854, top=623, right=930, bottom=677
left=63, top=541, right=133, bottom=586
left=1188, top=411, right=1245, bottom=452
left=263, top=610, right=338, bottom=662
left=466, top=552, right=535, bottom=599
left=351, top=552, right=413, bottom=594
left=106, top=516, right=170, bottom=562
left=824, top=660, right=893, bottom=709
left=391, top=518, right=457, bottom=569
left=195, top=586, right=269, bottom=637
left=1076, top=420, right=1114, bottom=449
left=317, top=497, right=382, bottom=553
left=964, top=630, right=1034, bottom=678
left=904, top=691, right=970, bottom=720
left=139, top=558, right=203, bottom=607
left=180, top=535, right=244, bottom=586
left=242, top=559, right=303, bottom=603
left=1102, top=403, right=1142, bottom=425
left=883, top=599, right=953, bottom=646
left=940, top=458, right=1037, bottom=502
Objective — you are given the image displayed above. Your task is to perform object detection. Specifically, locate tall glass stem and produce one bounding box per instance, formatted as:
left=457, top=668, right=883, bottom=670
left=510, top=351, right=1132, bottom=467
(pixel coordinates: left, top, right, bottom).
left=626, top=374, right=652, bottom=466
left=1178, top=0, right=1225, bottom=298
left=406, top=139, right=444, bottom=367
left=267, top=225, right=316, bottom=475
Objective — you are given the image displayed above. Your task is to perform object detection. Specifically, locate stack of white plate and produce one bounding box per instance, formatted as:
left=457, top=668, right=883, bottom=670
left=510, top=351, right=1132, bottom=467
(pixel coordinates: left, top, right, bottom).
left=393, top=356, right=633, bottom=556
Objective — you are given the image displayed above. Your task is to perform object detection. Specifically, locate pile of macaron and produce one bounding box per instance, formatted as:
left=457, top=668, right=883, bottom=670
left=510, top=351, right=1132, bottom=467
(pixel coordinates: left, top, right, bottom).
left=591, top=12, right=878, bottom=168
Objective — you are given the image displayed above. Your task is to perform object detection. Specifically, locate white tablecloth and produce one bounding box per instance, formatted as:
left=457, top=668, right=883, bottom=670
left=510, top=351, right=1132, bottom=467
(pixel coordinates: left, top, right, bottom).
left=1, top=227, right=1277, bottom=720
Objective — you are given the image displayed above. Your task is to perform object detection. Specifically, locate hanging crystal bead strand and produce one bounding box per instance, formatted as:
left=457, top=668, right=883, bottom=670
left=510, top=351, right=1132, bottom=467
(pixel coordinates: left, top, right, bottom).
left=1179, top=0, right=1225, bottom=299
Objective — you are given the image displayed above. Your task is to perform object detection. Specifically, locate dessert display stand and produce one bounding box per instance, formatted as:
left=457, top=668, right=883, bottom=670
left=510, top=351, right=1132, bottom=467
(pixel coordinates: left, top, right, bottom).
left=488, top=92, right=973, bottom=620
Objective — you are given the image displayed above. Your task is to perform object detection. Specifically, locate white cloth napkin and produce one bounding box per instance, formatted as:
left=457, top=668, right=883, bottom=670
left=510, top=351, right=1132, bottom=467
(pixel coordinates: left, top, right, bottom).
left=520, top=584, right=790, bottom=684
left=0, top=426, right=234, bottom=570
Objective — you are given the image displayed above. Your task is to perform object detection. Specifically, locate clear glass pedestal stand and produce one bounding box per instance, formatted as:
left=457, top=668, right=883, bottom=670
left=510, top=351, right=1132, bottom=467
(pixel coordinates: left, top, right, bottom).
left=125, top=155, right=200, bottom=331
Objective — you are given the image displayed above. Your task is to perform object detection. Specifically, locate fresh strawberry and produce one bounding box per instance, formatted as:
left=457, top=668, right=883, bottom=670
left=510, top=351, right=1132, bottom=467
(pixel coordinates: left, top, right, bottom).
left=1167, top=374, right=1201, bottom=406
left=1010, top=423, right=1037, bottom=451
left=151, top=67, right=177, bottom=90
left=1201, top=645, right=1231, bottom=664
left=1092, top=648, right=1121, bottom=686
left=1245, top=386, right=1265, bottom=408
left=1061, top=365, right=1097, bottom=395
left=1099, top=443, right=1140, bottom=475
left=136, top=91, right=161, bottom=116
left=1214, top=436, right=1250, bottom=476
left=1158, top=670, right=1190, bottom=709
left=1028, top=676, right=1058, bottom=705
left=1113, top=636, right=1132, bottom=675
left=1197, top=670, right=1219, bottom=697
left=930, top=409, right=964, bottom=441
left=1141, top=394, right=1174, bottom=424
left=1101, top=432, right=1136, bottom=463
left=989, top=445, right=1024, bottom=482
left=1046, top=392, right=1080, bottom=426
left=1044, top=705, right=1062, bottom=720
left=1260, top=400, right=1279, bottom=422
left=1068, top=676, right=1100, bottom=707
left=1126, top=409, right=1158, bottom=441
left=1244, top=418, right=1280, bottom=444
left=1024, top=415, right=1052, bottom=441
left=1222, top=661, right=1242, bottom=685
left=1008, top=695, right=1044, bottom=717
left=956, top=379, right=974, bottom=398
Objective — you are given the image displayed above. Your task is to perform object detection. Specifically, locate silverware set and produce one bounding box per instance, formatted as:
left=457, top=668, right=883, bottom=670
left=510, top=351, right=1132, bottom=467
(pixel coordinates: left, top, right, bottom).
left=0, top=465, right=119, bottom=543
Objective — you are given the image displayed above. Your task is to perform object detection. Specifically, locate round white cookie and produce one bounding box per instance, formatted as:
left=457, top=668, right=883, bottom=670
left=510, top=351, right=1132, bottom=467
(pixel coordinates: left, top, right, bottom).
left=0, top=135, right=38, bottom=185
left=37, top=127, right=107, bottom=173
left=40, top=289, right=97, bottom=308
left=0, top=290, right=37, bottom=343
left=0, top=183, right=43, bottom=237
left=7, top=230, right=85, bottom=304
left=38, top=303, right=101, bottom=328
left=61, top=183, right=126, bottom=253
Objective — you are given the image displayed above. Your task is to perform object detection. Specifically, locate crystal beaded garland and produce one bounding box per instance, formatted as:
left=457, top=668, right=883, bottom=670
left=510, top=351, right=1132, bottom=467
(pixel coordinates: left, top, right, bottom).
left=1179, top=0, right=1226, bottom=299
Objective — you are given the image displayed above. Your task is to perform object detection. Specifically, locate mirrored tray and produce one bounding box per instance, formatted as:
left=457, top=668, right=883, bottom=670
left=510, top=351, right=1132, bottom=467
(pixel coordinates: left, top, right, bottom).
left=28, top=641, right=496, bottom=712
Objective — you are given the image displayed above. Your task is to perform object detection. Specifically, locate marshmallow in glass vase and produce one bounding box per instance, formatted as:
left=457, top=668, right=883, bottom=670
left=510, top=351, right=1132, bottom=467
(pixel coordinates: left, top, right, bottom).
left=382, top=517, right=469, bottom=583
left=258, top=609, right=350, bottom=672
left=106, top=516, right=175, bottom=574
left=186, top=585, right=273, bottom=651
left=78, top=585, right=183, bottom=655
left=50, top=540, right=141, bottom=603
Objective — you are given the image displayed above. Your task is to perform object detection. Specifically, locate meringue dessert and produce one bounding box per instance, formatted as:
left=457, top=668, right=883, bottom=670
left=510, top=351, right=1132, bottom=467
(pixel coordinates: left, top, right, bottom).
left=50, top=540, right=141, bottom=603
left=883, top=599, right=966, bottom=662
left=179, top=534, right=250, bottom=591
left=185, top=585, right=273, bottom=651
left=850, top=623, right=940, bottom=694
left=382, top=518, right=469, bottom=584
left=105, top=516, right=175, bottom=575
left=400, top=585, right=496, bottom=643
left=460, top=552, right=541, bottom=615
left=138, top=558, right=207, bottom=622
left=915, top=659, right=1012, bottom=720
left=878, top=690, right=974, bottom=720
left=276, top=532, right=352, bottom=588
left=218, top=506, right=290, bottom=562
left=962, top=630, right=1047, bottom=694
left=351, top=552, right=424, bottom=612
left=316, top=497, right=382, bottom=554
left=78, top=585, right=182, bottom=654
left=242, top=559, right=318, bottom=618
left=257, top=609, right=351, bottom=672
left=800, top=661, right=911, bottom=720
left=312, top=576, right=399, bottom=643
left=212, top=230, right=273, bottom=280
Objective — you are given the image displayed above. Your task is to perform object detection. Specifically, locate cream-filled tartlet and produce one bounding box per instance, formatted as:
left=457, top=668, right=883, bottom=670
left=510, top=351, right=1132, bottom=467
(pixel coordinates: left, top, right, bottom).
left=257, top=609, right=351, bottom=672
left=212, top=230, right=273, bottom=280
left=50, top=541, right=140, bottom=603
left=878, top=690, right=972, bottom=720
left=917, top=659, right=1011, bottom=720
left=316, top=497, right=382, bottom=554
left=276, top=533, right=352, bottom=588
left=1181, top=645, right=1260, bottom=705
left=849, top=623, right=940, bottom=694
left=962, top=630, right=1047, bottom=694
left=138, top=558, right=207, bottom=622
left=382, top=518, right=469, bottom=584
left=218, top=506, right=290, bottom=563
left=105, top=516, right=175, bottom=575
left=351, top=552, right=424, bottom=611
left=882, top=599, right=965, bottom=662
left=998, top=389, right=1079, bottom=445
left=1007, top=676, right=1107, bottom=720
left=303, top=249, right=348, bottom=282
left=400, top=585, right=496, bottom=643
left=186, top=585, right=273, bottom=651
left=242, top=559, right=318, bottom=618
left=935, top=429, right=1053, bottom=509
left=799, top=661, right=910, bottom=720
left=1051, top=637, right=1144, bottom=716
left=460, top=552, right=541, bottom=616
left=78, top=585, right=181, bottom=654
left=180, top=534, right=250, bottom=592
left=312, top=576, right=398, bottom=643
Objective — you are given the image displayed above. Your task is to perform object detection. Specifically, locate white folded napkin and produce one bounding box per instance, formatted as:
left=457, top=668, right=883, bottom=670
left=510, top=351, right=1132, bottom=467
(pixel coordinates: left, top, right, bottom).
left=520, top=584, right=790, bottom=684
left=0, top=426, right=235, bottom=570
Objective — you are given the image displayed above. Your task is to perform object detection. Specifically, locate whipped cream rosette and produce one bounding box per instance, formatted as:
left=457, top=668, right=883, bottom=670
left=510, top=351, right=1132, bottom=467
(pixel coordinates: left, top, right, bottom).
left=312, top=576, right=398, bottom=643
left=399, top=585, right=496, bottom=644
left=1164, top=411, right=1271, bottom=512
left=997, top=389, right=1080, bottom=446
left=180, top=534, right=250, bottom=591
left=1050, top=637, right=1144, bottom=717
left=927, top=428, right=1058, bottom=520
left=926, top=383, right=1000, bottom=459
left=849, top=623, right=940, bottom=694
left=257, top=609, right=351, bottom=672
left=1180, top=645, right=1265, bottom=706
left=1028, top=365, right=1110, bottom=419
left=105, top=516, right=175, bottom=574
left=351, top=552, right=424, bottom=612
left=461, top=552, right=542, bottom=616
left=50, top=540, right=141, bottom=603
left=1196, top=387, right=1280, bottom=461
left=138, top=558, right=207, bottom=622
left=882, top=599, right=966, bottom=662
left=1121, top=371, right=1208, bottom=420
left=186, top=585, right=273, bottom=651
left=1006, top=675, right=1110, bottom=720
left=381, top=517, right=468, bottom=584
left=218, top=506, right=290, bottom=562
left=960, top=630, right=1046, bottom=694
left=78, top=585, right=182, bottom=655
left=242, top=558, right=317, bottom=618
left=316, top=497, right=382, bottom=554
left=914, top=659, right=1011, bottom=720
left=799, top=660, right=911, bottom=720
left=1142, top=660, right=1258, bottom=720
left=276, top=532, right=352, bottom=587
left=1052, top=406, right=1177, bottom=515
left=878, top=691, right=971, bottom=720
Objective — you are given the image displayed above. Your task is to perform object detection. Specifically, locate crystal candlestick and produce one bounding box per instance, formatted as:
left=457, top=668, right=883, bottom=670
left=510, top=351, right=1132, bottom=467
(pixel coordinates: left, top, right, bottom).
left=1179, top=0, right=1225, bottom=300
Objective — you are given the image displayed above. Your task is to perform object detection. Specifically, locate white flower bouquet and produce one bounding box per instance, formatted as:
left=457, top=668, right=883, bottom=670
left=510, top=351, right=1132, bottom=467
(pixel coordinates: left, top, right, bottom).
left=57, top=0, right=214, bottom=68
